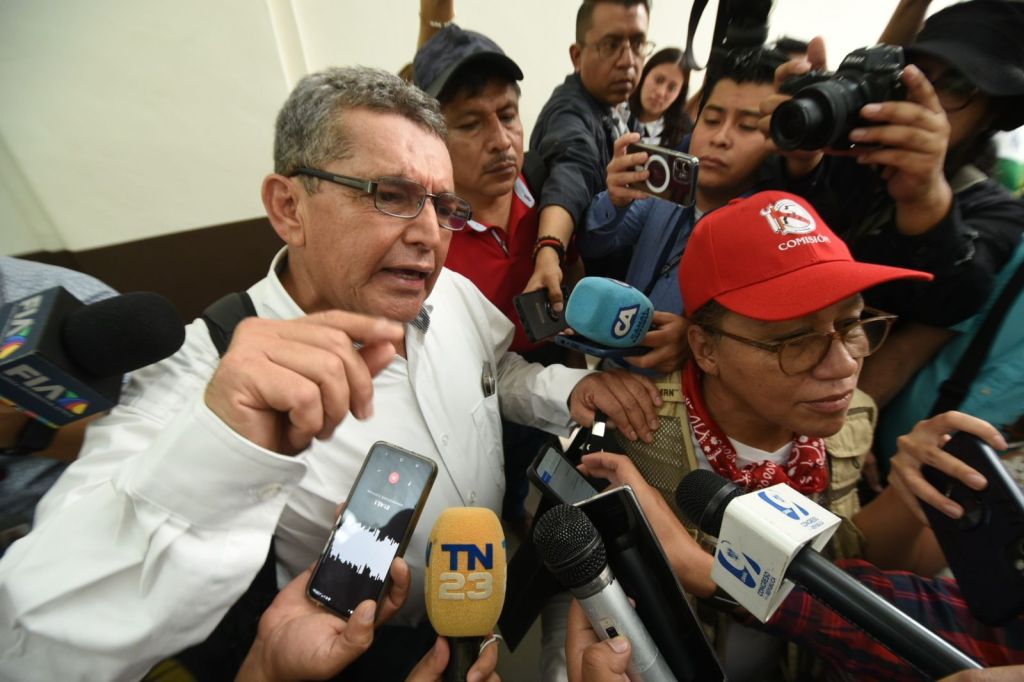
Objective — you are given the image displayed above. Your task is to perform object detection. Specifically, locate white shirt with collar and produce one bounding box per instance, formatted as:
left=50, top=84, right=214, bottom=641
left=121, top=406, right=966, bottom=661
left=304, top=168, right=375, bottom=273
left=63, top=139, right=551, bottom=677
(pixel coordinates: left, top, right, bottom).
left=0, top=249, right=591, bottom=682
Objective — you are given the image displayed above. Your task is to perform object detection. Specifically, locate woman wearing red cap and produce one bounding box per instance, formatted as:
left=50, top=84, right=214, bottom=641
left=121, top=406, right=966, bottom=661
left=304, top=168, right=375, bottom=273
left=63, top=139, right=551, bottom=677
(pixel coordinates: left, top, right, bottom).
left=581, top=190, right=937, bottom=679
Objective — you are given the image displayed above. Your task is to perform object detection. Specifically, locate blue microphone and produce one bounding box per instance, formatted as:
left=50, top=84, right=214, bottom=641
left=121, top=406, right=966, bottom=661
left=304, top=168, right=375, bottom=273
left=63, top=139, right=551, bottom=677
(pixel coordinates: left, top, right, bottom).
left=555, top=278, right=654, bottom=358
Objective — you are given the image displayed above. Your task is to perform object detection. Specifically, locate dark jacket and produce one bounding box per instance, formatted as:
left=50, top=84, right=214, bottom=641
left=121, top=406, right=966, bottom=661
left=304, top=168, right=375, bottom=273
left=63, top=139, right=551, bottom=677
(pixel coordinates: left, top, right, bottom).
left=788, top=157, right=1024, bottom=327
left=529, top=73, right=628, bottom=229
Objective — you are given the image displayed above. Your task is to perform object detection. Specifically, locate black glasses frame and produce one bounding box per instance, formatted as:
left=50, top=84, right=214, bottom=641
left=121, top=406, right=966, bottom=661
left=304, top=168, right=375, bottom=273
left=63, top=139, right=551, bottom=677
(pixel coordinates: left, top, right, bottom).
left=583, top=35, right=656, bottom=60
left=292, top=166, right=472, bottom=231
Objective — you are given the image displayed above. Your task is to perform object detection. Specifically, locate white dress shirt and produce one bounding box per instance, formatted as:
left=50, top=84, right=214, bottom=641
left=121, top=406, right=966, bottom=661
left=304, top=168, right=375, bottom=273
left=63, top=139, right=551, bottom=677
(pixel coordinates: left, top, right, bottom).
left=0, top=250, right=591, bottom=682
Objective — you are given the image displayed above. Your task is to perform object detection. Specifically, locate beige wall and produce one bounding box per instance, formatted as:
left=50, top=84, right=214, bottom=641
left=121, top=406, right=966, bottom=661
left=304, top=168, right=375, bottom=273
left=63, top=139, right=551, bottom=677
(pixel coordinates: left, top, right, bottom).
left=1, top=0, right=959, bottom=257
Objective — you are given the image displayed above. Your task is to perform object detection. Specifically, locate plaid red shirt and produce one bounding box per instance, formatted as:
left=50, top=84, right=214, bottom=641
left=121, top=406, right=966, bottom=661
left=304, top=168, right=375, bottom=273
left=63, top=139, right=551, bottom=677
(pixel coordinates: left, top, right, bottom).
left=753, top=559, right=1024, bottom=680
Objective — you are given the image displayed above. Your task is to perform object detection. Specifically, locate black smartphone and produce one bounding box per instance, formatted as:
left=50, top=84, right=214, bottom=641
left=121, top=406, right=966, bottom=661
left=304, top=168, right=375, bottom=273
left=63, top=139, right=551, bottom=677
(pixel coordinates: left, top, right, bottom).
left=575, top=486, right=725, bottom=681
left=553, top=333, right=648, bottom=358
left=307, top=442, right=437, bottom=618
left=528, top=442, right=603, bottom=504
left=627, top=142, right=699, bottom=207
left=922, top=431, right=1024, bottom=625
left=513, top=287, right=568, bottom=343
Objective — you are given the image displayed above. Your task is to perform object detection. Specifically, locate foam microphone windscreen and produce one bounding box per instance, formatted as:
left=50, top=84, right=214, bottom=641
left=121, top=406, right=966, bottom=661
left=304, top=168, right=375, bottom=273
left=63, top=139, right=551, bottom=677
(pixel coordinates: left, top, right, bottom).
left=564, top=277, right=654, bottom=348
left=1, top=287, right=185, bottom=428
left=61, top=291, right=185, bottom=377
left=532, top=504, right=606, bottom=589
left=676, top=469, right=744, bottom=537
left=425, top=507, right=507, bottom=637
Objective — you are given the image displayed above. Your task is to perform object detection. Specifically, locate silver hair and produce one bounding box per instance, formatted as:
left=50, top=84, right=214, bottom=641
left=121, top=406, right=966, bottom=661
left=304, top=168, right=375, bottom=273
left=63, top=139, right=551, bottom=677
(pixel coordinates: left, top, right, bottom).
left=273, top=65, right=448, bottom=191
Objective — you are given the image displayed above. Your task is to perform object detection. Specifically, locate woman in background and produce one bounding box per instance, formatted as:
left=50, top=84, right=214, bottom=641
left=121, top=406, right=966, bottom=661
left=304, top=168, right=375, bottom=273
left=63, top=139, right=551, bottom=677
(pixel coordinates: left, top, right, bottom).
left=628, top=47, right=691, bottom=149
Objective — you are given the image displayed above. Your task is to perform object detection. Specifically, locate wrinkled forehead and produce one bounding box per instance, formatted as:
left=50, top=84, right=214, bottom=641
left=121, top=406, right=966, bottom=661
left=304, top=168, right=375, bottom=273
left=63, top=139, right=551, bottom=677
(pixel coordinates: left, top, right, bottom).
left=340, top=111, right=454, bottom=189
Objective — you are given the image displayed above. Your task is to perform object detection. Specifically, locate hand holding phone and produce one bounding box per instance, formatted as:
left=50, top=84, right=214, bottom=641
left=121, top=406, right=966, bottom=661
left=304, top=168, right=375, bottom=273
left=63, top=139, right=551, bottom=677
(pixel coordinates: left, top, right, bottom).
left=627, top=142, right=699, bottom=207
left=307, top=442, right=437, bottom=618
left=922, top=431, right=1024, bottom=624
left=513, top=287, right=568, bottom=343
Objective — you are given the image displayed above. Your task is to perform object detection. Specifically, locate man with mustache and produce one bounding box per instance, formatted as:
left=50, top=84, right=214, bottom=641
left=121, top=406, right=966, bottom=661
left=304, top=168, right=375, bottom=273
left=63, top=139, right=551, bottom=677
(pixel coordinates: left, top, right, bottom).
left=414, top=24, right=548, bottom=363
left=413, top=25, right=564, bottom=531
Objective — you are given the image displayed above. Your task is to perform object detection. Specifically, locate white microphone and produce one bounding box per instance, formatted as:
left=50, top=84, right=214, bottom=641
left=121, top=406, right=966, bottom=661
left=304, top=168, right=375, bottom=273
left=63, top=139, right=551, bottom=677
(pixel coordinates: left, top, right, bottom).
left=676, top=470, right=982, bottom=679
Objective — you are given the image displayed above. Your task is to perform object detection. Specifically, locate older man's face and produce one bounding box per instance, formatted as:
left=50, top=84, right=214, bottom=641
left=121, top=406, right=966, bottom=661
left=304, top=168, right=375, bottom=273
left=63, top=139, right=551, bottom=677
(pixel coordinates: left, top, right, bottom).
left=443, top=77, right=524, bottom=204
left=292, top=109, right=454, bottom=322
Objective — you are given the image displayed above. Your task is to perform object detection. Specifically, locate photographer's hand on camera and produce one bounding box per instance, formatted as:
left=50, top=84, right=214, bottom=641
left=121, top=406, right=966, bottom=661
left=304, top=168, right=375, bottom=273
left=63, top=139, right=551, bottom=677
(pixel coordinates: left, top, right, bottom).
left=607, top=132, right=653, bottom=208
left=759, top=36, right=828, bottom=179
left=848, top=64, right=953, bottom=236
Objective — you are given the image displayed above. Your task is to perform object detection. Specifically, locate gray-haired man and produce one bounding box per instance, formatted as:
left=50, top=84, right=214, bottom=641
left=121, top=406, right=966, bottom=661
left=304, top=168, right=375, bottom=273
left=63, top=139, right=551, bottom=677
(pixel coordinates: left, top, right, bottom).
left=0, top=66, right=660, bottom=681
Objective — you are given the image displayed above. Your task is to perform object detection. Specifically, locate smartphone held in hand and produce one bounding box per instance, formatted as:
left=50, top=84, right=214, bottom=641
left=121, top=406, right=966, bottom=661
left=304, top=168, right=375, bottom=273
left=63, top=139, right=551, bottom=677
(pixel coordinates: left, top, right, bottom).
left=627, top=142, right=699, bottom=207
left=307, top=442, right=437, bottom=618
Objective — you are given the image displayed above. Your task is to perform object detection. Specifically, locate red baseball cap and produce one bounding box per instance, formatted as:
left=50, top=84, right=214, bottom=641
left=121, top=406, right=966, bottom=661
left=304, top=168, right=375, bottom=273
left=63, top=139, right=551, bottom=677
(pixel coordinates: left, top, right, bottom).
left=680, top=191, right=933, bottom=321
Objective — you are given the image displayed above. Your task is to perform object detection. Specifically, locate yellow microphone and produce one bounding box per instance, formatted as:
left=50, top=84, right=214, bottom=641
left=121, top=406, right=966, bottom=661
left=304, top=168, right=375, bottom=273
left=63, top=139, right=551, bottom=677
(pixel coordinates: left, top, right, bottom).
left=424, top=507, right=507, bottom=682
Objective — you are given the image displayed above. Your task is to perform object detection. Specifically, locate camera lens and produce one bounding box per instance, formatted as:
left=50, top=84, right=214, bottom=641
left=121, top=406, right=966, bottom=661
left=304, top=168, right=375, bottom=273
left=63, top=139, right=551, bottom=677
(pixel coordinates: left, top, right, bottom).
left=645, top=155, right=670, bottom=193
left=770, top=80, right=861, bottom=151
left=672, top=158, right=691, bottom=183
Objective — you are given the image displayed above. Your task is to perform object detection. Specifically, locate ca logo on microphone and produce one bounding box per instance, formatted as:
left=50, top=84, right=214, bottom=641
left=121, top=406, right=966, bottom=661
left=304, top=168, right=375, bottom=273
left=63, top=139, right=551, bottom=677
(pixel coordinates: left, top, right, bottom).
left=716, top=540, right=761, bottom=589
left=611, top=305, right=640, bottom=338
left=757, top=490, right=810, bottom=520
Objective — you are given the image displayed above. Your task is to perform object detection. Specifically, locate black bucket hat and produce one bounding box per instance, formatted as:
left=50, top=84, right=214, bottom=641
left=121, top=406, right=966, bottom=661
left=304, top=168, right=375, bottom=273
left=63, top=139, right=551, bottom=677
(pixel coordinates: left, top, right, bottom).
left=413, top=24, right=523, bottom=99
left=905, top=0, right=1024, bottom=129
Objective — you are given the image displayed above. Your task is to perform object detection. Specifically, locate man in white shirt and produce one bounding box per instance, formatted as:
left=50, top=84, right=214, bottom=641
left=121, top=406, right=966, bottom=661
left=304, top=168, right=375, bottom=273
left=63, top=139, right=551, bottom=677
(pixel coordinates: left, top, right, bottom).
left=0, top=65, right=661, bottom=682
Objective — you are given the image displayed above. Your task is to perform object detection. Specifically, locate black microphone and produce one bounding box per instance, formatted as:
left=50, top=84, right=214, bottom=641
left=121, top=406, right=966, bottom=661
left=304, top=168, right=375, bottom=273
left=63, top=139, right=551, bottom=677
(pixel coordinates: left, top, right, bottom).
left=0, top=287, right=184, bottom=447
left=533, top=504, right=676, bottom=682
left=676, top=470, right=982, bottom=679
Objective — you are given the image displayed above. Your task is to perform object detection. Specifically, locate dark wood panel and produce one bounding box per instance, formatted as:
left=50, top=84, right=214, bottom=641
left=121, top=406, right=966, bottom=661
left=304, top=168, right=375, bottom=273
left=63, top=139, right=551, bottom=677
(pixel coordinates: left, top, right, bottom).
left=19, top=217, right=281, bottom=321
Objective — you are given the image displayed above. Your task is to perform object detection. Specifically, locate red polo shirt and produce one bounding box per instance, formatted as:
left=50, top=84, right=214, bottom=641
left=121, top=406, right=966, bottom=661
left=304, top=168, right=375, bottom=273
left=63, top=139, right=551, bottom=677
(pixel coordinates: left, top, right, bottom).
left=444, top=176, right=541, bottom=353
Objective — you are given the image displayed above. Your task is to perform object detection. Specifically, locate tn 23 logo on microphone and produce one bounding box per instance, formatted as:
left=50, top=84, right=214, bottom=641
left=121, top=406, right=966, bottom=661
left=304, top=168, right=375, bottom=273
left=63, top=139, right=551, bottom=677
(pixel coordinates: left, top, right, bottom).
left=428, top=542, right=503, bottom=600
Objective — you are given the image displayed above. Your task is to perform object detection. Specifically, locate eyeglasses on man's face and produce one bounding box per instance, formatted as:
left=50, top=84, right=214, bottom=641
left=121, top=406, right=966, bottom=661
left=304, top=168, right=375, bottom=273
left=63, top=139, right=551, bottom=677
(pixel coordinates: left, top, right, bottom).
left=292, top=167, right=472, bottom=231
left=703, top=309, right=897, bottom=375
left=583, top=35, right=656, bottom=60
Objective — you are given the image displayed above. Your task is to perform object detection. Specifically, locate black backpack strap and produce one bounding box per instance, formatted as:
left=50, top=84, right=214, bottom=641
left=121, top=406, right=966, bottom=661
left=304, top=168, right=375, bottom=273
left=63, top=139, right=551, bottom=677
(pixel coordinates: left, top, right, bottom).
left=147, top=290, right=274, bottom=681
left=201, top=291, right=257, bottom=356
left=930, top=255, right=1024, bottom=416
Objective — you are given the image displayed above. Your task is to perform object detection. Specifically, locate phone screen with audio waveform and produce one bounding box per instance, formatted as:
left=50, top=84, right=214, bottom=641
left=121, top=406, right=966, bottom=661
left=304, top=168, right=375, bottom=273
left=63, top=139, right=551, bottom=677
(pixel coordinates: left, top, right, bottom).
left=307, top=442, right=437, bottom=617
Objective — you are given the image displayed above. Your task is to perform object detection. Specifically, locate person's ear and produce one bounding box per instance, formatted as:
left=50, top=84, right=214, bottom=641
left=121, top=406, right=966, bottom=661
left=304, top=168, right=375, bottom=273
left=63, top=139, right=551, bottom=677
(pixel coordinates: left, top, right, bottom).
left=262, top=174, right=306, bottom=247
left=570, top=43, right=583, bottom=72
left=688, top=324, right=719, bottom=376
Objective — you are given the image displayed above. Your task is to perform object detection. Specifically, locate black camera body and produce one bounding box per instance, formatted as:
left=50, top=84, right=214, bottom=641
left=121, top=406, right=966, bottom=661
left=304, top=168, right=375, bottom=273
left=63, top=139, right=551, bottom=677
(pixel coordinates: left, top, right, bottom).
left=771, top=44, right=906, bottom=151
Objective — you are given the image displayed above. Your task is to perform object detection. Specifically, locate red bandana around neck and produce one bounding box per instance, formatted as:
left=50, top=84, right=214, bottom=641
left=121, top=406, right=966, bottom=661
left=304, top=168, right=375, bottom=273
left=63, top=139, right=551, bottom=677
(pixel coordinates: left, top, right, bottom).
left=681, top=362, right=830, bottom=495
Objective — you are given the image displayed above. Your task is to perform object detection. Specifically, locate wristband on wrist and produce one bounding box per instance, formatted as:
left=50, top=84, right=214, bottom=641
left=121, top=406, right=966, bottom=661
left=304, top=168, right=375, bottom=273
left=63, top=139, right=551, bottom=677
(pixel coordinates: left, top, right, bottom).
left=420, top=13, right=455, bottom=29
left=532, top=236, right=566, bottom=264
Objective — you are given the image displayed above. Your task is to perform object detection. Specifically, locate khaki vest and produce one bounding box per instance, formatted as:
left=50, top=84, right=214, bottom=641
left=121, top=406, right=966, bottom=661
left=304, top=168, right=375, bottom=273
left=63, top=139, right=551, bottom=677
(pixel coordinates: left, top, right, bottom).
left=611, top=369, right=876, bottom=560
left=612, top=370, right=877, bottom=679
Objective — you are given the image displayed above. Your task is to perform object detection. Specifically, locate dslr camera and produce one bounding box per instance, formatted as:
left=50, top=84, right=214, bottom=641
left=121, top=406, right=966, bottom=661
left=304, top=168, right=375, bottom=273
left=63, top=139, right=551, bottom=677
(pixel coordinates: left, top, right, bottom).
left=770, top=44, right=905, bottom=151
